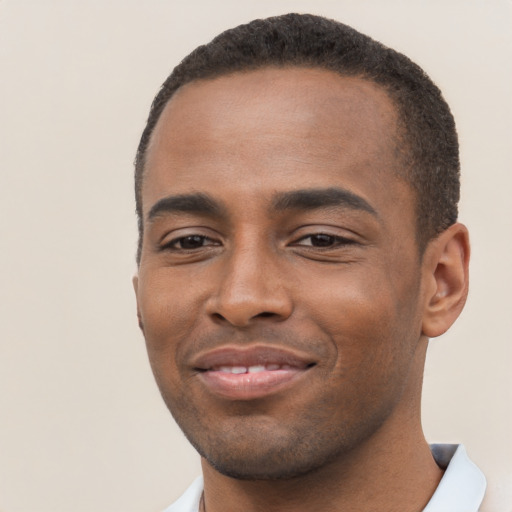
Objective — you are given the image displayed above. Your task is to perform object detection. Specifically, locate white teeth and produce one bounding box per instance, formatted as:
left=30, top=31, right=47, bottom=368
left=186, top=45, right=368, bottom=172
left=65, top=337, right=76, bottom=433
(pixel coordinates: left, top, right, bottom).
left=247, top=365, right=266, bottom=373
left=219, top=366, right=247, bottom=374
left=231, top=366, right=247, bottom=374
left=215, top=364, right=291, bottom=373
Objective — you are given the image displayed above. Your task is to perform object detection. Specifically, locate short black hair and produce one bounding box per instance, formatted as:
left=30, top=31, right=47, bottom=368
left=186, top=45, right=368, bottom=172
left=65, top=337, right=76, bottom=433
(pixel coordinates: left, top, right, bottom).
left=135, top=13, right=459, bottom=263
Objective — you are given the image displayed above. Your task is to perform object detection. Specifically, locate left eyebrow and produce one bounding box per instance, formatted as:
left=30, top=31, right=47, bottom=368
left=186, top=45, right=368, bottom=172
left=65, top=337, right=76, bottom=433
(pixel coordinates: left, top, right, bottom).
left=271, top=187, right=378, bottom=217
left=146, top=193, right=224, bottom=222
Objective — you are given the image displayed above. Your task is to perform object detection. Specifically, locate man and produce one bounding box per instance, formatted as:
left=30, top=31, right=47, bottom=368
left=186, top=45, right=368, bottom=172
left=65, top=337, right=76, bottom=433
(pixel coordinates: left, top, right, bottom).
left=132, top=13, right=486, bottom=512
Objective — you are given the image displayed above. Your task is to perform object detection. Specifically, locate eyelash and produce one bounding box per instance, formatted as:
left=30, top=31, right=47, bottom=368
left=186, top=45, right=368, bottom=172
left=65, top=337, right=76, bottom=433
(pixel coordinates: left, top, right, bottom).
left=293, top=233, right=356, bottom=249
left=161, top=232, right=355, bottom=252
left=295, top=233, right=355, bottom=249
left=162, top=235, right=220, bottom=251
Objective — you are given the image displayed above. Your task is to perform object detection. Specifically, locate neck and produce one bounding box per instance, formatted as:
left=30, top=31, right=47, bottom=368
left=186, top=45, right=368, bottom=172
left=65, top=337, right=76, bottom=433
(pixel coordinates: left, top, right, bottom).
left=200, top=338, right=442, bottom=512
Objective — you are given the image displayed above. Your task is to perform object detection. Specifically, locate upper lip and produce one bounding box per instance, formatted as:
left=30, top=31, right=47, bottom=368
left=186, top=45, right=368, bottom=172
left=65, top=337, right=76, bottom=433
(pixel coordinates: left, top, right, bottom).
left=192, top=345, right=316, bottom=371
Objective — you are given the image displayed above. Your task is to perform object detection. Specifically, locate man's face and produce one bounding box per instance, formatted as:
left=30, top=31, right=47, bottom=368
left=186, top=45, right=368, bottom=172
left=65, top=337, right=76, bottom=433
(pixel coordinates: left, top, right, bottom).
left=134, top=68, right=430, bottom=479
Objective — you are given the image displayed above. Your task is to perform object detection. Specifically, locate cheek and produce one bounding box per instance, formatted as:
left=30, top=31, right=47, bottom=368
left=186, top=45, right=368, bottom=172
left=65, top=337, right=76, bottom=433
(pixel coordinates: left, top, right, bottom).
left=137, top=269, right=204, bottom=383
left=301, top=268, right=418, bottom=375
left=304, top=269, right=394, bottom=331
left=139, top=268, right=203, bottom=334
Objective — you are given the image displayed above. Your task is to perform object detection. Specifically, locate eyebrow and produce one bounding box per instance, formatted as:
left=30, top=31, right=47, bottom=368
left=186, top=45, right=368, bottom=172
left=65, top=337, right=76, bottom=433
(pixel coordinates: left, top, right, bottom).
left=272, top=187, right=378, bottom=217
left=147, top=193, right=224, bottom=222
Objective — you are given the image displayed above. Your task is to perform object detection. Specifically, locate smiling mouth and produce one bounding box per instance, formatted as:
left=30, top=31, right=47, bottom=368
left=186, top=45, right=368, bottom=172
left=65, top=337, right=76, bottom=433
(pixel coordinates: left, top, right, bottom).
left=207, top=363, right=302, bottom=374
left=193, top=346, right=316, bottom=400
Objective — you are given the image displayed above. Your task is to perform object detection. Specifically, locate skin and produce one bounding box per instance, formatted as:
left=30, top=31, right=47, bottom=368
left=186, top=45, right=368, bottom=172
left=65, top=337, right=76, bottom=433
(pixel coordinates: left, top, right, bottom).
left=133, top=68, right=470, bottom=511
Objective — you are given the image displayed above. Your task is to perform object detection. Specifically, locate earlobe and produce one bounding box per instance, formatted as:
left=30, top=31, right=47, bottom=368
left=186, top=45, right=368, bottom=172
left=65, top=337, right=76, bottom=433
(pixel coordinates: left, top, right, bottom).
left=132, top=274, right=145, bottom=334
left=421, top=223, right=470, bottom=338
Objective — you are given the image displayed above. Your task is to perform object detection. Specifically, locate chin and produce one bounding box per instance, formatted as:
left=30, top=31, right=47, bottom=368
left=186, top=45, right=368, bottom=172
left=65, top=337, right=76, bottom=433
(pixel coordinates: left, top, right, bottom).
left=184, top=419, right=358, bottom=481
left=163, top=383, right=398, bottom=481
left=200, top=444, right=336, bottom=481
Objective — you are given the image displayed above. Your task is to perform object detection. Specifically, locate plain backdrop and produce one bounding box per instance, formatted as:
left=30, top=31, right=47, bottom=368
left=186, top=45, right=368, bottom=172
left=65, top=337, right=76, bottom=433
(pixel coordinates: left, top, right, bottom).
left=0, top=1, right=511, bottom=511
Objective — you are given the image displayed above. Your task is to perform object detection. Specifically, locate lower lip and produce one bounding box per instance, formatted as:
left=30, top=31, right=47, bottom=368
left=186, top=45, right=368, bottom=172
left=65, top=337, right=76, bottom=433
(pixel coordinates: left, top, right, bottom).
left=198, top=368, right=308, bottom=400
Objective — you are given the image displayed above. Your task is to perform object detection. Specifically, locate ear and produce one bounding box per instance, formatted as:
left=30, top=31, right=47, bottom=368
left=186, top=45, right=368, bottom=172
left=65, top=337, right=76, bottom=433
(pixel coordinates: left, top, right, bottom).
left=132, top=274, right=145, bottom=333
left=421, top=223, right=470, bottom=338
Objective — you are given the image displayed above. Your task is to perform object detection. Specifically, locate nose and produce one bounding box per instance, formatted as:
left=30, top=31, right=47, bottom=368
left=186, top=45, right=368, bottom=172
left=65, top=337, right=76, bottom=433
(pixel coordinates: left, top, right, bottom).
left=206, top=244, right=293, bottom=327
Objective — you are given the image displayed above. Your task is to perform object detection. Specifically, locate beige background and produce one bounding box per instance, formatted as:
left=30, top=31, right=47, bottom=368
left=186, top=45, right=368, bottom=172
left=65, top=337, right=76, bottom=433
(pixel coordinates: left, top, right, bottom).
left=0, top=1, right=511, bottom=511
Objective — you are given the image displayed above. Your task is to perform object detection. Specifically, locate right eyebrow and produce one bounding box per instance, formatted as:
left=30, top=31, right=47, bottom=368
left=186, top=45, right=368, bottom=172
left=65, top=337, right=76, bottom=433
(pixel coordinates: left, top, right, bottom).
left=271, top=187, right=379, bottom=217
left=146, top=193, right=224, bottom=222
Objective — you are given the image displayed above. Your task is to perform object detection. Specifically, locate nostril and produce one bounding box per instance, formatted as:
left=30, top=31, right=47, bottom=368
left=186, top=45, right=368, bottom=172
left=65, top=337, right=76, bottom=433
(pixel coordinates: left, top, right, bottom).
left=257, top=312, right=277, bottom=318
left=207, top=294, right=293, bottom=326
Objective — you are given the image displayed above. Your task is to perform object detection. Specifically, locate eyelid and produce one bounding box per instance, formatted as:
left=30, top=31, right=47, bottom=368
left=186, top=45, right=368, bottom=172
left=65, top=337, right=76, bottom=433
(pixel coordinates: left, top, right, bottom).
left=292, top=233, right=357, bottom=247
left=157, top=225, right=223, bottom=250
left=162, top=234, right=221, bottom=251
left=288, top=223, right=360, bottom=242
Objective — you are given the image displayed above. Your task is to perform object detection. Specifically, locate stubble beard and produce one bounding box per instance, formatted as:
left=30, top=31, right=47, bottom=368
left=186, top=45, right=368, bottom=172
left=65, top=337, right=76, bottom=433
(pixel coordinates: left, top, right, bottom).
left=162, top=391, right=395, bottom=481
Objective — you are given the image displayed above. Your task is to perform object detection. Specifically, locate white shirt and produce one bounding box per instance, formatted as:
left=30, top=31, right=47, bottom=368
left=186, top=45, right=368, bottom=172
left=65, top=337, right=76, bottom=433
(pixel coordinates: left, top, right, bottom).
left=163, top=444, right=486, bottom=512
left=424, top=444, right=486, bottom=511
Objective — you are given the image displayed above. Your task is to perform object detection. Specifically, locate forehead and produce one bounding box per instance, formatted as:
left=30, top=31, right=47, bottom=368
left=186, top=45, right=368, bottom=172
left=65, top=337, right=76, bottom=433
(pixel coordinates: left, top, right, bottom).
left=143, top=67, right=411, bottom=220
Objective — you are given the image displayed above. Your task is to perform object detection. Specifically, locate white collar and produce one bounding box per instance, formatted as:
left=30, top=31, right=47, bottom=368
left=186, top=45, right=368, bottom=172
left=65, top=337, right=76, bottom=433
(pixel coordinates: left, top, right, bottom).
left=423, top=444, right=486, bottom=511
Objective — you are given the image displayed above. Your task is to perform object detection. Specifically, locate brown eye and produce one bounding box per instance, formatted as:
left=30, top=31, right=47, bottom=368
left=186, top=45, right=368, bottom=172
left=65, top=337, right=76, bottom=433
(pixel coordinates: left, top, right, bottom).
left=165, top=235, right=218, bottom=251
left=293, top=233, right=356, bottom=249
left=309, top=234, right=336, bottom=247
left=178, top=235, right=207, bottom=249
